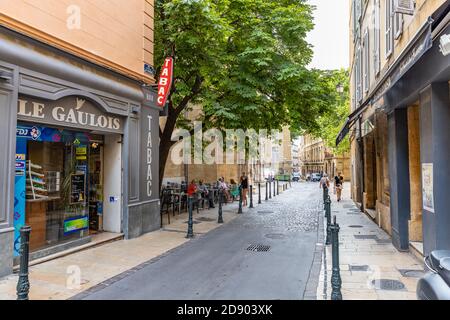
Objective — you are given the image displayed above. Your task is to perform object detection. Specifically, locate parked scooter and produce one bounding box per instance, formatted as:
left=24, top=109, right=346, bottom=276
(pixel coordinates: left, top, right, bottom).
left=417, top=250, right=450, bottom=300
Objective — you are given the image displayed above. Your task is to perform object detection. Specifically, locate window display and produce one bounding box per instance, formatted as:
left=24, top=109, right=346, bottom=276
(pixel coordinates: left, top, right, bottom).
left=15, top=124, right=105, bottom=253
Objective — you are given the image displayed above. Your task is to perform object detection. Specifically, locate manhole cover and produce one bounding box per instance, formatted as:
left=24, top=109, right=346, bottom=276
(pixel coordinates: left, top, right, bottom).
left=350, top=265, right=370, bottom=272
left=349, top=225, right=363, bottom=228
left=265, top=233, right=286, bottom=239
left=246, top=244, right=271, bottom=252
left=371, top=279, right=405, bottom=291
left=258, top=211, right=274, bottom=214
left=184, top=221, right=201, bottom=224
left=354, top=235, right=378, bottom=240
left=398, top=269, right=425, bottom=278
left=196, top=217, right=215, bottom=222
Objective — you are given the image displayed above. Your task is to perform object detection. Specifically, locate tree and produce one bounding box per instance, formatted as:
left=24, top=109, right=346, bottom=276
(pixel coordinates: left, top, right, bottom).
left=155, top=0, right=335, bottom=188
left=309, top=69, right=350, bottom=155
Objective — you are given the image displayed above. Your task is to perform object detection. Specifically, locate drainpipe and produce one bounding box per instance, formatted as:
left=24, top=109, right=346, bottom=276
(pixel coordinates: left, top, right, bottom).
left=359, top=117, right=365, bottom=212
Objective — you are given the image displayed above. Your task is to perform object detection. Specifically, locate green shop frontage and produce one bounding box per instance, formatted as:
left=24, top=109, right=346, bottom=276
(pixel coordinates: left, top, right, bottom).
left=0, top=26, right=160, bottom=277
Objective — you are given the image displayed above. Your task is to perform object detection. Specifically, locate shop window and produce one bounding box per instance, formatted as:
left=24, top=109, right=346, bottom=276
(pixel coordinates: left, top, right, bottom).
left=15, top=124, right=105, bottom=252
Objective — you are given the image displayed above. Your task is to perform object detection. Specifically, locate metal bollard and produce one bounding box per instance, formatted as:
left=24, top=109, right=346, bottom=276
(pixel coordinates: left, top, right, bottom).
left=323, top=186, right=329, bottom=209
left=269, top=181, right=272, bottom=199
left=322, top=186, right=327, bottom=203
left=249, top=185, right=254, bottom=208
left=218, top=189, right=224, bottom=224
left=186, top=196, right=194, bottom=238
left=273, top=180, right=276, bottom=197
left=16, top=225, right=32, bottom=300
left=330, top=216, right=342, bottom=300
left=277, top=180, right=279, bottom=195
left=258, top=183, right=262, bottom=204
left=325, top=196, right=332, bottom=245
left=238, top=186, right=243, bottom=214
left=265, top=182, right=268, bottom=201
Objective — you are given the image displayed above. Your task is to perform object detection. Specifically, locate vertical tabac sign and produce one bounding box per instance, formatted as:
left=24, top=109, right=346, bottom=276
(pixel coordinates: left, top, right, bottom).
left=157, top=57, right=174, bottom=107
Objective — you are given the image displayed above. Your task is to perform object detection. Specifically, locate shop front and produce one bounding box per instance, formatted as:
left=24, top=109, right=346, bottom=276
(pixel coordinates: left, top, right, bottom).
left=0, top=26, right=160, bottom=277
left=14, top=96, right=125, bottom=257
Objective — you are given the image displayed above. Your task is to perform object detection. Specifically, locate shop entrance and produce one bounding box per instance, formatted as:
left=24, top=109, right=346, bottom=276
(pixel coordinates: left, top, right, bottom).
left=87, top=141, right=104, bottom=234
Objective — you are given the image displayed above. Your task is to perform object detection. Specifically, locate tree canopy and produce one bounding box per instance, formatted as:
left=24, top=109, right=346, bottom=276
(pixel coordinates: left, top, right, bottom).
left=309, top=69, right=350, bottom=155
left=155, top=0, right=341, bottom=184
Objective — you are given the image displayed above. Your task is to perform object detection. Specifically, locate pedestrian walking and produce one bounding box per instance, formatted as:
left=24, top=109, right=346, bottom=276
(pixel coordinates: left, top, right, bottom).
left=240, top=173, right=249, bottom=207
left=334, top=172, right=344, bottom=202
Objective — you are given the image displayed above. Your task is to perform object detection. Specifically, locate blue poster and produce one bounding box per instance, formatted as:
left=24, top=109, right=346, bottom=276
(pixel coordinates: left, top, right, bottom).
left=13, top=139, right=27, bottom=257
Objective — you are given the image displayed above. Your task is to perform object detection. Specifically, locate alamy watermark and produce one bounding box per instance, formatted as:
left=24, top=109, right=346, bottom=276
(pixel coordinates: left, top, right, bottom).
left=66, top=5, right=81, bottom=30
left=169, top=121, right=286, bottom=166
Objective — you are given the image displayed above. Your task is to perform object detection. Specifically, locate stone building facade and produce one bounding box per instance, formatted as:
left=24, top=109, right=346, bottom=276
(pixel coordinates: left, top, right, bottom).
left=340, top=0, right=450, bottom=256
left=300, top=134, right=350, bottom=180
left=0, top=0, right=159, bottom=277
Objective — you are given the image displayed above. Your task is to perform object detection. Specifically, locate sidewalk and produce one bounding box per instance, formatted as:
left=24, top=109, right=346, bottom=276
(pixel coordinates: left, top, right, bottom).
left=0, top=195, right=253, bottom=300
left=317, top=185, right=424, bottom=300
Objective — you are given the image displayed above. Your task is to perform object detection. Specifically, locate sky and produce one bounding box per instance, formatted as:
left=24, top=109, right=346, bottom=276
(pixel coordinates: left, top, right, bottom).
left=306, top=0, right=350, bottom=70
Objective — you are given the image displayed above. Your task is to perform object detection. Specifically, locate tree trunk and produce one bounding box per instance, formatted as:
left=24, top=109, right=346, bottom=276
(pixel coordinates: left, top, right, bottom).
left=159, top=109, right=178, bottom=192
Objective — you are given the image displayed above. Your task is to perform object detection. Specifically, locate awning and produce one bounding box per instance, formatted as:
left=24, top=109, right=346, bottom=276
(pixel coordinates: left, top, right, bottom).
left=335, top=100, right=370, bottom=146
left=336, top=17, right=434, bottom=147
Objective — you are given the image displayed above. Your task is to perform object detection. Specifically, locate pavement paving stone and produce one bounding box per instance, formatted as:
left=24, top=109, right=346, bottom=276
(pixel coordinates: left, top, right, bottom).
left=317, top=184, right=422, bottom=300
left=0, top=199, right=243, bottom=300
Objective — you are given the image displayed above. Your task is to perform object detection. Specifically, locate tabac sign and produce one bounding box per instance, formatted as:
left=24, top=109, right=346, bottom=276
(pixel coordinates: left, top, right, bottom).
left=157, top=57, right=174, bottom=107
left=17, top=96, right=124, bottom=134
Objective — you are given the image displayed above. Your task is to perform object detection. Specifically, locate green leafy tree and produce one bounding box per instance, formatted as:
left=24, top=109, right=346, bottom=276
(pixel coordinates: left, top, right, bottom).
left=155, top=0, right=336, bottom=187
left=310, top=69, right=350, bottom=155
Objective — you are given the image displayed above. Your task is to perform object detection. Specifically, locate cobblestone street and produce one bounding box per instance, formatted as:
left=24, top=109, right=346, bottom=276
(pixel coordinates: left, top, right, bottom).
left=74, top=182, right=323, bottom=300
left=0, top=182, right=427, bottom=300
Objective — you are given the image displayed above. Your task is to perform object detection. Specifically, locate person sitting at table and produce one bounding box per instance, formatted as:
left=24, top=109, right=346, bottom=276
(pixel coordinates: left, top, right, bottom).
left=229, top=179, right=240, bottom=202
left=187, top=179, right=201, bottom=212
left=198, top=180, right=214, bottom=209
left=218, top=178, right=231, bottom=203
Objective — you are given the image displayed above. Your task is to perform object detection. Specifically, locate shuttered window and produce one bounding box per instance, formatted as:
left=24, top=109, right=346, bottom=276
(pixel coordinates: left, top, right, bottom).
left=373, top=0, right=380, bottom=75
left=385, top=0, right=393, bottom=58
left=363, top=29, right=369, bottom=93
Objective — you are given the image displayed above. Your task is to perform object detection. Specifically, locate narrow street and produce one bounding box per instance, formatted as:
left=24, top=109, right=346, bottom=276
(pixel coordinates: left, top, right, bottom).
left=74, top=183, right=322, bottom=300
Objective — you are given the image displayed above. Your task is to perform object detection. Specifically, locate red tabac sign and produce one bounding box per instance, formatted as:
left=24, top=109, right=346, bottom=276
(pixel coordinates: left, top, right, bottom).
left=157, top=57, right=174, bottom=107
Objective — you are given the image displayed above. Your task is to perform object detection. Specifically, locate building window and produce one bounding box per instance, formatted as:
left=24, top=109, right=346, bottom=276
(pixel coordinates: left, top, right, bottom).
left=385, top=0, right=394, bottom=58
left=356, top=45, right=362, bottom=103
left=373, top=0, right=381, bottom=75
left=363, top=29, right=369, bottom=93
left=394, top=12, right=404, bottom=39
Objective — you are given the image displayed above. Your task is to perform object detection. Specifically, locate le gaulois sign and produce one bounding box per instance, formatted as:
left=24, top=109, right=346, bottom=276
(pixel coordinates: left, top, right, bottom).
left=157, top=57, right=174, bottom=107
left=17, top=96, right=123, bottom=134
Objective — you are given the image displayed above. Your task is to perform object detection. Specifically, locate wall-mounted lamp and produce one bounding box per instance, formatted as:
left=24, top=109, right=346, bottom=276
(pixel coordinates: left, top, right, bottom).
left=439, top=34, right=450, bottom=56
left=131, top=106, right=140, bottom=114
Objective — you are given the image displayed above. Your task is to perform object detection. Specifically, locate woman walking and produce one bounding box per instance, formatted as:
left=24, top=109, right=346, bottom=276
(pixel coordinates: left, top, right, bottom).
left=240, top=173, right=249, bottom=207
left=334, top=172, right=344, bottom=202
